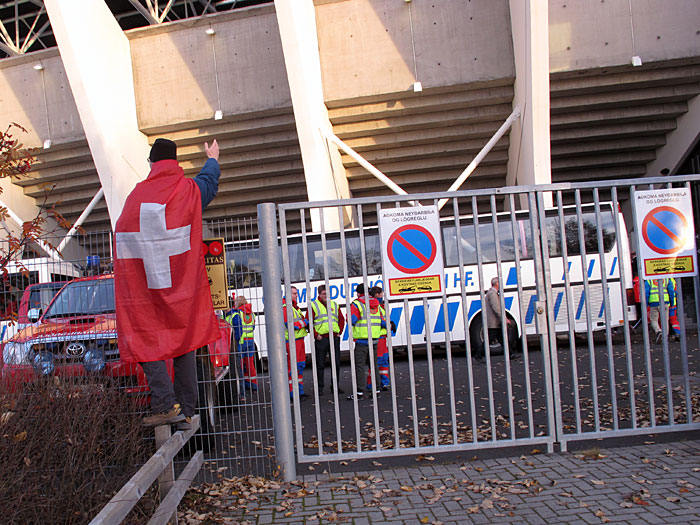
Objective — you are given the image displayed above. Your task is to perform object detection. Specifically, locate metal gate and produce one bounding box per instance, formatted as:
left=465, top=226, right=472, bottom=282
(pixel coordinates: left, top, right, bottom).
left=259, top=175, right=700, bottom=477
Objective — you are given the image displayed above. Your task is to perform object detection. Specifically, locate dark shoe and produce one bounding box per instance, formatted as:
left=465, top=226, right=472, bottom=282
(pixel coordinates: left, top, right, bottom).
left=347, top=391, right=364, bottom=400
left=655, top=331, right=663, bottom=343
left=143, top=404, right=185, bottom=426
left=299, top=392, right=309, bottom=399
left=381, top=385, right=390, bottom=392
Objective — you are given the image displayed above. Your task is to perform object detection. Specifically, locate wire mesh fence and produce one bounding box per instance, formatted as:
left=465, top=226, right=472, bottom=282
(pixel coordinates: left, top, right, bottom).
left=0, top=219, right=275, bottom=482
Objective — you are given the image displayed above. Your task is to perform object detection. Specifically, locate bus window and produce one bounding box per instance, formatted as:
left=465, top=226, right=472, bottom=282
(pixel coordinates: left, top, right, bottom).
left=564, top=211, right=616, bottom=256
left=443, top=220, right=516, bottom=266
left=226, top=243, right=263, bottom=289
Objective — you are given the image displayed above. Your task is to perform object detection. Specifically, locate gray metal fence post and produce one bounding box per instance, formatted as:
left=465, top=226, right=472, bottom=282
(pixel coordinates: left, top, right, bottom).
left=258, top=203, right=296, bottom=481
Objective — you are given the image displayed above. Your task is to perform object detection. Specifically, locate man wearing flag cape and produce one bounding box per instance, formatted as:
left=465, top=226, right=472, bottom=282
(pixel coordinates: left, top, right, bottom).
left=114, top=138, right=221, bottom=427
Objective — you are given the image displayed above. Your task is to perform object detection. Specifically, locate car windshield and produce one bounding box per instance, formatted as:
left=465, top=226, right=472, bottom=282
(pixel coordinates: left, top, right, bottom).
left=43, top=278, right=115, bottom=319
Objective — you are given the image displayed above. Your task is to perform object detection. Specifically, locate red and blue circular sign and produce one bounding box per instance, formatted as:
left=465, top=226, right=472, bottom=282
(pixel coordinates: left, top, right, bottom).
left=387, top=224, right=437, bottom=274
left=641, top=206, right=688, bottom=255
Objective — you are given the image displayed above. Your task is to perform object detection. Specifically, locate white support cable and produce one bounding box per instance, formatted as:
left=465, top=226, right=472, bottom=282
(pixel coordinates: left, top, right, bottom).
left=437, top=107, right=521, bottom=210
left=57, top=188, right=104, bottom=253
left=0, top=198, right=62, bottom=261
left=324, top=132, right=418, bottom=206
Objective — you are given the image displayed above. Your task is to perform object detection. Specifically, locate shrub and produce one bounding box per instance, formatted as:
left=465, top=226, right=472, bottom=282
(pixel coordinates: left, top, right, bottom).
left=0, top=378, right=156, bottom=524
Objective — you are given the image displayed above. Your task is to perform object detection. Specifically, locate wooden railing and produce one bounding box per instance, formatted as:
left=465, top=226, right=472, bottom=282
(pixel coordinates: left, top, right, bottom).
left=90, top=416, right=202, bottom=525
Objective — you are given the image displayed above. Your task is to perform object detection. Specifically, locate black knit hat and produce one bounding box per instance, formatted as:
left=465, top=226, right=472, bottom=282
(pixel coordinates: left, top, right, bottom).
left=149, top=138, right=177, bottom=163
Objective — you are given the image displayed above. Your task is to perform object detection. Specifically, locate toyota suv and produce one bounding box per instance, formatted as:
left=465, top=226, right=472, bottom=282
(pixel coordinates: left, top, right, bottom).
left=1, top=274, right=232, bottom=437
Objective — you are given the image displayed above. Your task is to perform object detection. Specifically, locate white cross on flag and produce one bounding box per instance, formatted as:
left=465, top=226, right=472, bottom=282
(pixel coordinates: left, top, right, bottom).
left=113, top=161, right=219, bottom=363
left=116, top=202, right=191, bottom=289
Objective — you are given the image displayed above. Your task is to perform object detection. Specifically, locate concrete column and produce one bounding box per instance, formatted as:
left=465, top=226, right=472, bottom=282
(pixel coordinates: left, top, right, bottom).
left=274, top=0, right=351, bottom=231
left=507, top=0, right=552, bottom=194
left=43, top=0, right=148, bottom=228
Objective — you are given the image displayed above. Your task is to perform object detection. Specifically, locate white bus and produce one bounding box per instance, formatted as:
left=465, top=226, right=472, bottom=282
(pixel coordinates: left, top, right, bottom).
left=224, top=203, right=636, bottom=359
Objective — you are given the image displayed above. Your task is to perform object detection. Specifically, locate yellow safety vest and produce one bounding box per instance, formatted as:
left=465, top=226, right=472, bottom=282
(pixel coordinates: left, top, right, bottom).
left=310, top=299, right=340, bottom=335
left=649, top=278, right=674, bottom=304
left=352, top=300, right=383, bottom=340
left=284, top=303, right=307, bottom=341
left=240, top=313, right=255, bottom=345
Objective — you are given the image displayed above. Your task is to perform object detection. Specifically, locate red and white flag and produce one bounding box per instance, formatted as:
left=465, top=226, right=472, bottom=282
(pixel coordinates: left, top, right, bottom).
left=114, top=159, right=219, bottom=363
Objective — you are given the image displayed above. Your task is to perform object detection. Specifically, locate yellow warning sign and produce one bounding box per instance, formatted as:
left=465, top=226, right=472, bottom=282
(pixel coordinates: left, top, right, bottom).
left=644, top=256, right=695, bottom=276
left=204, top=238, right=228, bottom=310
left=388, top=275, right=442, bottom=296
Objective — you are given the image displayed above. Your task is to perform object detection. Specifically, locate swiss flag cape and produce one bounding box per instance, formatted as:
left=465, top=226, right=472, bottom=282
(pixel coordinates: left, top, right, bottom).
left=114, top=159, right=219, bottom=363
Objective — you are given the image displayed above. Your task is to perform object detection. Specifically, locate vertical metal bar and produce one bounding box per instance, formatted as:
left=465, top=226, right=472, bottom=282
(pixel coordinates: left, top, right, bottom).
left=281, top=208, right=305, bottom=458
left=423, top=296, right=439, bottom=446
left=556, top=190, right=581, bottom=435
left=490, top=195, right=515, bottom=440
left=453, top=198, right=479, bottom=443
left=630, top=184, right=656, bottom=427
left=574, top=190, right=600, bottom=433
left=404, top=298, right=420, bottom=446
left=338, top=206, right=357, bottom=452
left=676, top=276, right=692, bottom=424
left=435, top=197, right=458, bottom=446
left=346, top=204, right=361, bottom=451
left=472, top=196, right=497, bottom=441
left=300, top=207, right=324, bottom=456
left=528, top=191, right=556, bottom=453
left=535, top=192, right=562, bottom=448
left=659, top=183, right=676, bottom=426
left=376, top=202, right=401, bottom=450
left=356, top=205, right=382, bottom=451
left=325, top=207, right=343, bottom=449
left=593, top=189, right=618, bottom=431
left=509, top=193, right=534, bottom=438
left=611, top=187, right=637, bottom=429
left=258, top=203, right=296, bottom=481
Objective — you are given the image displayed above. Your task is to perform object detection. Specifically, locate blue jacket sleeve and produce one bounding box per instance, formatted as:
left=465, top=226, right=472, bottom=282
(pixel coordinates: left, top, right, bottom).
left=194, top=158, right=220, bottom=210
left=233, top=314, right=243, bottom=343
left=668, top=280, right=676, bottom=306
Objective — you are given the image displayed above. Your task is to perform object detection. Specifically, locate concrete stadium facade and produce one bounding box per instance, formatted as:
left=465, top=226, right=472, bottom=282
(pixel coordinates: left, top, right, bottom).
left=0, top=0, right=698, bottom=237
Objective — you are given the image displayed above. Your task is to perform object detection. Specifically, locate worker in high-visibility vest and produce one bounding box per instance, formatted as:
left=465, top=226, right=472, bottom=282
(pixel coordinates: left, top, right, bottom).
left=307, top=284, right=345, bottom=395
left=368, top=286, right=391, bottom=390
left=348, top=284, right=385, bottom=400
left=645, top=277, right=676, bottom=342
left=236, top=297, right=258, bottom=390
left=284, top=286, right=309, bottom=398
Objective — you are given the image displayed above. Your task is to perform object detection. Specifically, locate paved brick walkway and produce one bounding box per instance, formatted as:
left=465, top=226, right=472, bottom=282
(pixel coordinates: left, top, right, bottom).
left=197, top=440, right=700, bottom=524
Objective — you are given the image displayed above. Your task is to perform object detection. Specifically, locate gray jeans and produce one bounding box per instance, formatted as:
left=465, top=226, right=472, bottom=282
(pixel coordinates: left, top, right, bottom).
left=352, top=342, right=380, bottom=392
left=140, top=350, right=198, bottom=417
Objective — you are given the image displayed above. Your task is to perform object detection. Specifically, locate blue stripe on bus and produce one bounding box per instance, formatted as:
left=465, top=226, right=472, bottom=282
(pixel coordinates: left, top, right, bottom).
left=576, top=292, right=586, bottom=320
left=433, top=302, right=460, bottom=333
left=525, top=295, right=537, bottom=324
left=599, top=296, right=605, bottom=318
left=506, top=267, right=518, bottom=286
left=609, top=257, right=617, bottom=276
left=410, top=305, right=426, bottom=335
left=553, top=292, right=564, bottom=320
left=587, top=259, right=595, bottom=277
left=562, top=261, right=572, bottom=281
left=390, top=307, right=403, bottom=336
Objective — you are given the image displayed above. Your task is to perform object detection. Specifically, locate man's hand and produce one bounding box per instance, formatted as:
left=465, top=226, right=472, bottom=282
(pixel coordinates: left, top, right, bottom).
left=205, top=139, right=219, bottom=161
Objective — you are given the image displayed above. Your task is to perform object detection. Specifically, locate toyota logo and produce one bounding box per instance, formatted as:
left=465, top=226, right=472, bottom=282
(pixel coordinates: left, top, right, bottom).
left=66, top=342, right=86, bottom=357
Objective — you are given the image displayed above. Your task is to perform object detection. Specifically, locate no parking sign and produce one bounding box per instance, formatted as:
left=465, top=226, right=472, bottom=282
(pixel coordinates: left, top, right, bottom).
left=635, top=188, right=697, bottom=280
left=379, top=206, right=444, bottom=299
